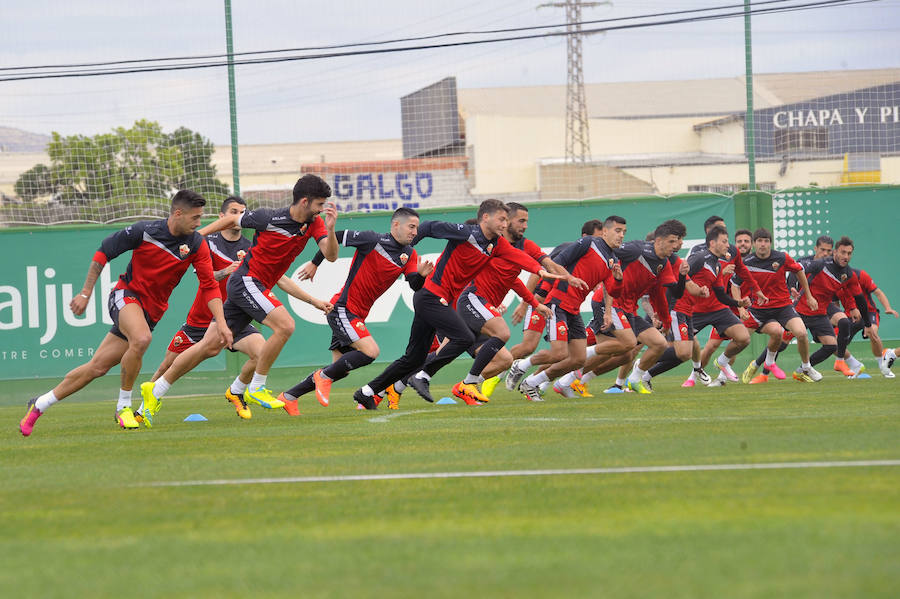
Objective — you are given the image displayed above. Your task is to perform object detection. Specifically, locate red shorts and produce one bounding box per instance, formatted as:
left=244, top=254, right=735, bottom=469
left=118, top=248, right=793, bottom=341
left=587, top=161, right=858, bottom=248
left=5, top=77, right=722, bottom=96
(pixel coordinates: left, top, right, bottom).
left=524, top=305, right=547, bottom=333
left=166, top=323, right=209, bottom=354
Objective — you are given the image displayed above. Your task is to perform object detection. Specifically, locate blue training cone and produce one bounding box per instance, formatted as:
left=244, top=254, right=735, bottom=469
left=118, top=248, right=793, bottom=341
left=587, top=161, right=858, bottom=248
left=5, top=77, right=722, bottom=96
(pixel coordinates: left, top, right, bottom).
left=436, top=397, right=457, bottom=405
left=852, top=372, right=872, bottom=379
left=183, top=413, right=208, bottom=422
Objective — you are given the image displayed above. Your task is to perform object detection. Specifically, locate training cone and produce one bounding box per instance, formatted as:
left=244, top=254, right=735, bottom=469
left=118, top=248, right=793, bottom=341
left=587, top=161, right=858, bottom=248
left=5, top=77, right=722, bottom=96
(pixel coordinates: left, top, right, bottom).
left=852, top=372, right=871, bottom=379
left=436, top=397, right=457, bottom=405
left=183, top=413, right=208, bottom=422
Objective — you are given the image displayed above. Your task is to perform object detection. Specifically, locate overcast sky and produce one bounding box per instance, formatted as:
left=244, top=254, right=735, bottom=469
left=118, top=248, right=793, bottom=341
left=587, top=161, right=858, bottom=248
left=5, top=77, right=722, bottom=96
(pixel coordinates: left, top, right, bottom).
left=2, top=0, right=898, bottom=145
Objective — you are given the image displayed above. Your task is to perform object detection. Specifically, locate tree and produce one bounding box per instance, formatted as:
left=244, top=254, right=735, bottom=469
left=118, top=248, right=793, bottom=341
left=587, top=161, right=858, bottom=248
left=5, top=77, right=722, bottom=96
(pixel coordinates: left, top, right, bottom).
left=13, top=120, right=229, bottom=205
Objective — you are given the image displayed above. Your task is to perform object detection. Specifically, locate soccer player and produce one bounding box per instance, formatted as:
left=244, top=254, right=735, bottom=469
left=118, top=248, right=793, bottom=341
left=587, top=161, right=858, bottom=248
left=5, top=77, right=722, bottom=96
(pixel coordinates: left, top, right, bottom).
left=418, top=202, right=569, bottom=404
left=136, top=197, right=334, bottom=424
left=193, top=174, right=338, bottom=412
left=681, top=225, right=756, bottom=386
left=793, top=236, right=871, bottom=382
left=506, top=219, right=604, bottom=383
left=279, top=207, right=433, bottom=411
left=352, top=199, right=560, bottom=409
left=508, top=216, right=622, bottom=401
left=836, top=266, right=899, bottom=378
left=20, top=190, right=232, bottom=437
left=733, top=229, right=753, bottom=259
left=612, top=220, right=687, bottom=394
left=737, top=228, right=818, bottom=384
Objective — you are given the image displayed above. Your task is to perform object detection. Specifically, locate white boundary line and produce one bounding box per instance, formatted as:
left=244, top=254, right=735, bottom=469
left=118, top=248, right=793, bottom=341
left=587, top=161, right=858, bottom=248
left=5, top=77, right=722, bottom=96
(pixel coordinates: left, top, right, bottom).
left=140, top=460, right=900, bottom=488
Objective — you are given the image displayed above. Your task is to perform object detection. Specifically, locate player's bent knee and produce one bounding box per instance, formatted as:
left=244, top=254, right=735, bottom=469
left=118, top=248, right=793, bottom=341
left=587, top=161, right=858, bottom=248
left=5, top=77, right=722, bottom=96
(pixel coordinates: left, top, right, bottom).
left=128, top=333, right=153, bottom=353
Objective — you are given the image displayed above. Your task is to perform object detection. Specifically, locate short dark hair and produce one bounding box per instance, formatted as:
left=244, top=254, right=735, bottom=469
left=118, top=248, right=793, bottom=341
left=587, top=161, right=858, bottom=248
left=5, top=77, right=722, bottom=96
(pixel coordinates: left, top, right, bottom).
left=292, top=174, right=332, bottom=204
left=706, top=225, right=729, bottom=244
left=836, top=235, right=854, bottom=250
left=752, top=227, right=772, bottom=242
left=581, top=219, right=604, bottom=236
left=655, top=219, right=686, bottom=239
left=477, top=198, right=508, bottom=221
left=464, top=217, right=478, bottom=225
left=391, top=207, right=419, bottom=222
left=816, top=235, right=834, bottom=247
left=506, top=202, right=528, bottom=215
left=220, top=195, right=246, bottom=214
left=171, top=189, right=206, bottom=212
left=603, top=215, right=626, bottom=228
left=735, top=228, right=752, bottom=240
left=704, top=215, right=726, bottom=233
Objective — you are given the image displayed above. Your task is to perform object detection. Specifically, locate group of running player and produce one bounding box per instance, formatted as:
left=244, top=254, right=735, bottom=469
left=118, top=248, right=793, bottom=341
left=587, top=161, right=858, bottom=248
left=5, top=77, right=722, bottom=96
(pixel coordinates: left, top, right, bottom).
left=19, top=176, right=898, bottom=436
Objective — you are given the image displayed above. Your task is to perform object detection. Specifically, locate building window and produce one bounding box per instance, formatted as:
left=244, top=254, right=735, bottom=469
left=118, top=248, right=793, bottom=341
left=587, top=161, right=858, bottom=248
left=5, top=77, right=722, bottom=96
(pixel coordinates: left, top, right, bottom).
left=688, top=182, right=776, bottom=194
left=774, top=128, right=828, bottom=154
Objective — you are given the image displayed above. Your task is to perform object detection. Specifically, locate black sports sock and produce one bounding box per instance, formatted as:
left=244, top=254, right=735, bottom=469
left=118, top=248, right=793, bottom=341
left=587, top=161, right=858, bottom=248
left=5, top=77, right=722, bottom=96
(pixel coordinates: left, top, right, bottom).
left=469, top=337, right=505, bottom=377
left=835, top=318, right=852, bottom=358
left=322, top=350, right=375, bottom=382
left=648, top=346, right=682, bottom=377
left=810, top=344, right=838, bottom=367
left=285, top=374, right=315, bottom=399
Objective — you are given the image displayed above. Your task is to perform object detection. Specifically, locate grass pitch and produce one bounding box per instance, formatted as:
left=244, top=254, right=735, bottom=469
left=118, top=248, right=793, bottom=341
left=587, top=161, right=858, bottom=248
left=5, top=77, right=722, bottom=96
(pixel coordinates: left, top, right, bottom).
left=2, top=369, right=898, bottom=598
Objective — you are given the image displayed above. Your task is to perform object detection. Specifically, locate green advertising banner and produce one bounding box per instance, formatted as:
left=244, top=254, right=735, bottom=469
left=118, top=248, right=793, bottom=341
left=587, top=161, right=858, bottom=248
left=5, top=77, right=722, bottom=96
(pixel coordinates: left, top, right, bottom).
left=0, top=193, right=737, bottom=380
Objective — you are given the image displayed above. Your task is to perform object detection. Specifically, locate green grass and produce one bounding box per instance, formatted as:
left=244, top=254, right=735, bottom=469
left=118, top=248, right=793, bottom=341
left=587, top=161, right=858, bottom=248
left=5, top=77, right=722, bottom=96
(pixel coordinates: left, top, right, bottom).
left=2, top=368, right=899, bottom=598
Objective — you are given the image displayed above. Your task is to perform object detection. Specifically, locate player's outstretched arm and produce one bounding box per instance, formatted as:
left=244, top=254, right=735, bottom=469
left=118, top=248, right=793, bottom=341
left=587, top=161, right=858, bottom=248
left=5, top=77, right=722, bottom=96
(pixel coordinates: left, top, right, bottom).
left=276, top=275, right=333, bottom=313
left=873, top=288, right=898, bottom=317
left=70, top=259, right=104, bottom=316
left=198, top=213, right=241, bottom=236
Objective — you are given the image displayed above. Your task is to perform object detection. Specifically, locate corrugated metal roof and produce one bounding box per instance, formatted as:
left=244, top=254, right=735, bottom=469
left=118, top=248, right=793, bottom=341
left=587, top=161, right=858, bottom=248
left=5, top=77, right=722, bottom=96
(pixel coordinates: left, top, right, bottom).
left=458, top=69, right=900, bottom=119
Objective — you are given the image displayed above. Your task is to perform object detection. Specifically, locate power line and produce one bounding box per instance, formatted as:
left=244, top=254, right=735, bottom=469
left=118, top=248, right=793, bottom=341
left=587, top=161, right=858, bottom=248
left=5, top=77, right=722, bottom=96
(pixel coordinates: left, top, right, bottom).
left=0, top=0, right=881, bottom=82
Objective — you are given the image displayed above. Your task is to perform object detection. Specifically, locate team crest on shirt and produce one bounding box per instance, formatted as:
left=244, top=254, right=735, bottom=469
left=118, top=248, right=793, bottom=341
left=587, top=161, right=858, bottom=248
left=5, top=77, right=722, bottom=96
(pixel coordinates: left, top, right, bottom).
left=656, top=264, right=663, bottom=273
left=237, top=250, right=247, bottom=260
left=608, top=258, right=614, bottom=267
left=440, top=298, right=448, bottom=306
left=771, top=261, right=779, bottom=270
left=173, top=334, right=183, bottom=347
left=399, top=253, right=408, bottom=265
left=486, top=243, right=494, bottom=254
left=840, top=273, right=847, bottom=281
left=355, top=321, right=365, bottom=330
left=725, top=252, right=732, bottom=260
left=179, top=244, right=190, bottom=257
left=531, top=314, right=541, bottom=323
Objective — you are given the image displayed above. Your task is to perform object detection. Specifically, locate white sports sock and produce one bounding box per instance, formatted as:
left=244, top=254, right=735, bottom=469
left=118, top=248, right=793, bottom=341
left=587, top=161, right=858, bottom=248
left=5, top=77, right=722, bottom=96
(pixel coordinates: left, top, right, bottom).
left=519, top=356, right=533, bottom=371
left=361, top=385, right=375, bottom=397
left=394, top=380, right=407, bottom=393
left=717, top=353, right=730, bottom=368
left=463, top=373, right=480, bottom=385
left=538, top=380, right=551, bottom=393
left=581, top=371, right=596, bottom=384
left=117, top=389, right=132, bottom=411
left=559, top=371, right=578, bottom=387
left=230, top=376, right=247, bottom=395
left=249, top=372, right=267, bottom=392
left=35, top=390, right=58, bottom=412
left=615, top=377, right=626, bottom=387
left=525, top=370, right=550, bottom=387
left=801, top=361, right=811, bottom=370
left=642, top=371, right=652, bottom=382
left=629, top=364, right=646, bottom=381
left=692, top=360, right=702, bottom=369
left=765, top=349, right=777, bottom=367
left=845, top=353, right=862, bottom=369
left=415, top=371, right=431, bottom=381
left=585, top=345, right=597, bottom=359
left=887, top=348, right=897, bottom=360
left=152, top=376, right=171, bottom=399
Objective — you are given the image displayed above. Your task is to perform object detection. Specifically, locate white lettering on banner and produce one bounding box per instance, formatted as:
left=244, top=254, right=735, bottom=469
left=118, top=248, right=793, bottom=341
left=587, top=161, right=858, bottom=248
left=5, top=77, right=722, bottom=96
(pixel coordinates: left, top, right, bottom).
left=0, top=264, right=112, bottom=344
left=320, top=169, right=472, bottom=213
left=771, top=106, right=899, bottom=129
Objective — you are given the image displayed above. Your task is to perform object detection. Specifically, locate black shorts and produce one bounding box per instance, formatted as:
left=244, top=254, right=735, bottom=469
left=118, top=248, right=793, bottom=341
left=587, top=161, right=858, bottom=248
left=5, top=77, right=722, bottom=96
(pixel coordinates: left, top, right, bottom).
left=224, top=274, right=283, bottom=333
left=826, top=301, right=845, bottom=319
left=622, top=310, right=655, bottom=336
left=692, top=308, right=742, bottom=337
left=666, top=311, right=694, bottom=342
left=546, top=302, right=586, bottom=342
left=327, top=306, right=372, bottom=352
left=801, top=313, right=835, bottom=343
left=108, top=289, right=158, bottom=341
left=749, top=305, right=801, bottom=329
left=457, top=290, right=502, bottom=335
left=586, top=301, right=632, bottom=338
